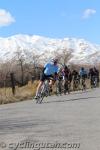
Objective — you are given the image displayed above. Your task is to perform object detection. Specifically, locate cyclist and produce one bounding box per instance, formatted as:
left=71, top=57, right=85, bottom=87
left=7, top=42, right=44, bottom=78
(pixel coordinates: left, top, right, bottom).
left=93, top=67, right=99, bottom=87
left=79, top=67, right=87, bottom=90
left=88, top=67, right=99, bottom=88
left=62, top=65, right=72, bottom=94
left=72, top=69, right=80, bottom=91
left=34, top=58, right=59, bottom=99
left=56, top=68, right=64, bottom=95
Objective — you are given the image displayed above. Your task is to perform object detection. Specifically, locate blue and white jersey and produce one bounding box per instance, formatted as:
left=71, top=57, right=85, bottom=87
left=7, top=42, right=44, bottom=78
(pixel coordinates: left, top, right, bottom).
left=44, top=62, right=59, bottom=75
left=79, top=69, right=87, bottom=77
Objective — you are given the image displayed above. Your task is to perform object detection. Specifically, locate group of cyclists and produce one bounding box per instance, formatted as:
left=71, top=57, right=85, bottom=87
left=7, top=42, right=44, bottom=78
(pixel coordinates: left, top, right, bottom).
left=34, top=58, right=99, bottom=99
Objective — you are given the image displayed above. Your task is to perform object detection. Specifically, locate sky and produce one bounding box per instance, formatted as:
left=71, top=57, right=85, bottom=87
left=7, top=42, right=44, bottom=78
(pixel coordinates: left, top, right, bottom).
left=0, top=0, right=100, bottom=44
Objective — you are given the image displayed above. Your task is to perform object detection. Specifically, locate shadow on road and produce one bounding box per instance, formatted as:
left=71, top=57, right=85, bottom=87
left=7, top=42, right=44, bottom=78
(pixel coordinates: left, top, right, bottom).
left=43, top=96, right=100, bottom=104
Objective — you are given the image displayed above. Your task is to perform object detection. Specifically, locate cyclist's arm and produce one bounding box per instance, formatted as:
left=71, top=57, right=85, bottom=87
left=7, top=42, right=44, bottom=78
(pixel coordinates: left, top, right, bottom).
left=42, top=67, right=46, bottom=74
left=43, top=63, right=49, bottom=73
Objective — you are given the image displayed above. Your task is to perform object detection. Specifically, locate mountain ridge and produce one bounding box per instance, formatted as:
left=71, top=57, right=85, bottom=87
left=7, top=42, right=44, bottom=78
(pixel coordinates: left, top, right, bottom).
left=0, top=34, right=100, bottom=65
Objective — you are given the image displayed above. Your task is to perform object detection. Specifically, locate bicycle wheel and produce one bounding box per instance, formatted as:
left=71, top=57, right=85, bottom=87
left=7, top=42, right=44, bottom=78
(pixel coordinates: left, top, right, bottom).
left=37, top=80, right=50, bottom=104
left=35, top=84, right=45, bottom=104
left=38, top=92, right=45, bottom=103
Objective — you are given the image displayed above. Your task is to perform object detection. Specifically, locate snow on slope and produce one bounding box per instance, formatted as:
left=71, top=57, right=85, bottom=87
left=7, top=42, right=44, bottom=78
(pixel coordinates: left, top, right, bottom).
left=0, top=34, right=100, bottom=64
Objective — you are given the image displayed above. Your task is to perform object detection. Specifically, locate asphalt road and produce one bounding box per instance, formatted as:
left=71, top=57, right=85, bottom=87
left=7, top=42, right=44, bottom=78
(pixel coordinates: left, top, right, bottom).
left=0, top=88, right=100, bottom=150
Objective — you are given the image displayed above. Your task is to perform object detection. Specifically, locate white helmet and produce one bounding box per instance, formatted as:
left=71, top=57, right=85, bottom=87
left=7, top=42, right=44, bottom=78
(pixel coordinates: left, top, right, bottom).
left=52, top=58, right=58, bottom=63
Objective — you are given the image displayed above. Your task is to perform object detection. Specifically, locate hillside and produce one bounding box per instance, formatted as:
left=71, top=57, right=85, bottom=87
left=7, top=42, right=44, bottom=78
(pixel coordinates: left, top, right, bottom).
left=0, top=34, right=100, bottom=64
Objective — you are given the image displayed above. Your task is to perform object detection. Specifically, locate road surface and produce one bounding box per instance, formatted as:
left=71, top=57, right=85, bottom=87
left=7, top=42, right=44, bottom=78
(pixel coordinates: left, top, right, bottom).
left=0, top=88, right=100, bottom=150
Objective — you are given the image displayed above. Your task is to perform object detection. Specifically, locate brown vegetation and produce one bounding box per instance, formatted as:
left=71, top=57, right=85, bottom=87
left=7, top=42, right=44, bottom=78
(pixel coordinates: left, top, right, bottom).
left=0, top=80, right=39, bottom=104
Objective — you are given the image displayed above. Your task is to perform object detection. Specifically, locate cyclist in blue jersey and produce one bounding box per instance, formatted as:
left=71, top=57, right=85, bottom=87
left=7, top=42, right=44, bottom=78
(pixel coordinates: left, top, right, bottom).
left=34, top=58, right=59, bottom=99
left=79, top=67, right=87, bottom=79
left=79, top=67, right=88, bottom=90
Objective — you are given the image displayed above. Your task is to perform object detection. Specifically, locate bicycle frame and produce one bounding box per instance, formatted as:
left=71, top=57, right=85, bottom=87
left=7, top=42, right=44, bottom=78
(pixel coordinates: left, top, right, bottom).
left=36, top=79, right=50, bottom=104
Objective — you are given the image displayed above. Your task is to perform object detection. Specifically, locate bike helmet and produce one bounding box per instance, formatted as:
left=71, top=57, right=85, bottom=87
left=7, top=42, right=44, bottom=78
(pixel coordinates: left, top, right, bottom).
left=52, top=58, right=58, bottom=63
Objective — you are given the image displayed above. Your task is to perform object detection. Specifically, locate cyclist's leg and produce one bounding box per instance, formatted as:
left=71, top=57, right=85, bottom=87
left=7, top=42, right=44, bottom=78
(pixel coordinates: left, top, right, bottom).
left=82, top=77, right=86, bottom=90
left=49, top=79, right=53, bottom=92
left=75, top=80, right=77, bottom=90
left=57, top=79, right=62, bottom=95
left=37, top=80, right=49, bottom=103
left=73, top=79, right=76, bottom=91
left=64, top=78, right=68, bottom=94
left=34, top=73, right=45, bottom=99
left=55, top=79, right=58, bottom=95
left=43, top=75, right=54, bottom=96
left=94, top=76, right=98, bottom=88
left=97, top=76, right=99, bottom=87
left=44, top=79, right=51, bottom=96
left=81, top=77, right=84, bottom=90
left=90, top=77, right=93, bottom=88
left=68, top=79, right=72, bottom=93
left=63, top=78, right=66, bottom=94
left=83, top=78, right=86, bottom=90
left=95, top=76, right=98, bottom=87
left=92, top=76, right=95, bottom=88
left=80, top=78, right=83, bottom=90
left=34, top=81, right=43, bottom=98
left=48, top=75, right=55, bottom=94
left=59, top=80, right=63, bottom=95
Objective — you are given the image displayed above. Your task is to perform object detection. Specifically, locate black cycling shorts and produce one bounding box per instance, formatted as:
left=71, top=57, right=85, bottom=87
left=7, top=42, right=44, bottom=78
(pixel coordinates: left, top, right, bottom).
left=40, top=73, right=53, bottom=82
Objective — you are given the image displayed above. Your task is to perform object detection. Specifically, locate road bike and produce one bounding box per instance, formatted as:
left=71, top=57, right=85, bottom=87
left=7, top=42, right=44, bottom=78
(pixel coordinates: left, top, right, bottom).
left=36, top=78, right=53, bottom=104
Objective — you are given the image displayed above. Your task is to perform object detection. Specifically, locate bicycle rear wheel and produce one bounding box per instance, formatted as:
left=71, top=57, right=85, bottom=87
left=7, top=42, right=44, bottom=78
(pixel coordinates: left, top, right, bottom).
left=36, top=81, right=49, bottom=104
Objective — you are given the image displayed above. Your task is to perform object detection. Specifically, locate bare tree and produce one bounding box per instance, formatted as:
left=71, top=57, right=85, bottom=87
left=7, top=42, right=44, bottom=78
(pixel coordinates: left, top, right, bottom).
left=31, top=52, right=44, bottom=79
left=15, top=48, right=25, bottom=86
left=53, top=48, right=73, bottom=67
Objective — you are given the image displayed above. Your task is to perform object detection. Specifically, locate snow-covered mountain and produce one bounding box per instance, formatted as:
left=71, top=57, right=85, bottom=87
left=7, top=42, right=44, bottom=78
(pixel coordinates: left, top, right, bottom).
left=0, top=34, right=100, bottom=65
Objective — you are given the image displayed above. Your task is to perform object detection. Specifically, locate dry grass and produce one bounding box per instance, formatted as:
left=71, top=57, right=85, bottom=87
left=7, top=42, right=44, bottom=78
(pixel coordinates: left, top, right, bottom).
left=0, top=80, right=39, bottom=105
left=0, top=79, right=97, bottom=105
